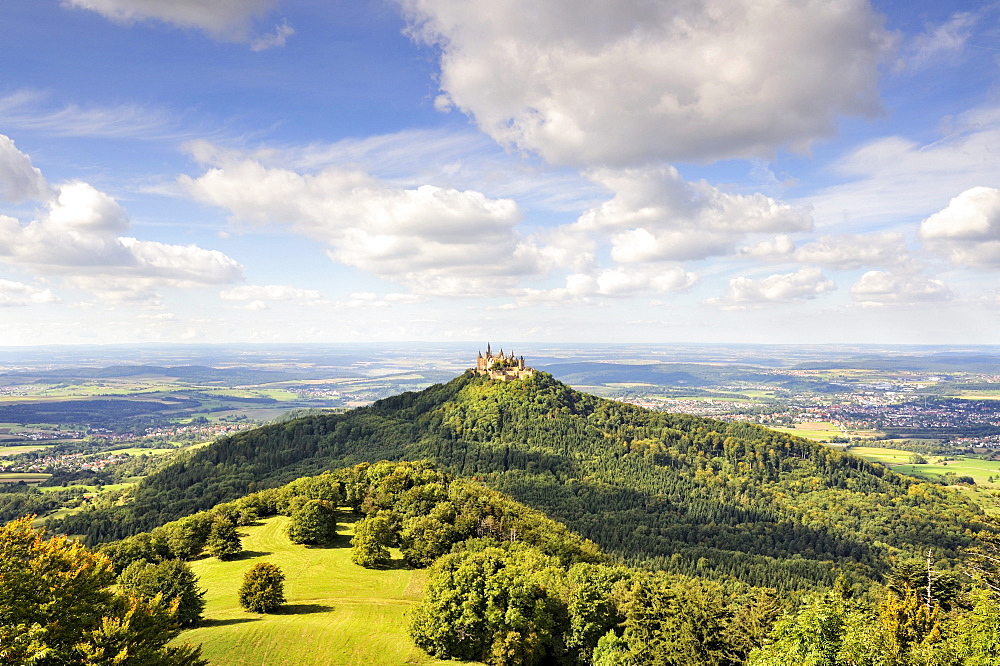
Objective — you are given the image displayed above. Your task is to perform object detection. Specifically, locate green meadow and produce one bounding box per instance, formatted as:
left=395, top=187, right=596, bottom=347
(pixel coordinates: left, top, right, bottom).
left=773, top=421, right=845, bottom=441
left=179, top=515, right=478, bottom=666
left=845, top=446, right=1000, bottom=489
left=0, top=472, right=50, bottom=484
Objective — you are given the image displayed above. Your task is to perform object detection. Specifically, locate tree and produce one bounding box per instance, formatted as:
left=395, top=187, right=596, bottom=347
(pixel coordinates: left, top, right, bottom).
left=205, top=515, right=243, bottom=559
left=351, top=514, right=393, bottom=567
left=409, top=545, right=565, bottom=665
left=239, top=562, right=285, bottom=613
left=117, top=559, right=206, bottom=627
left=286, top=499, right=338, bottom=546
left=0, top=516, right=205, bottom=665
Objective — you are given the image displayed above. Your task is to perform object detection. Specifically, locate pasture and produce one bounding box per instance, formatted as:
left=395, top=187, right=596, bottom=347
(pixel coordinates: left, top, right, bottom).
left=179, top=515, right=476, bottom=666
left=0, top=472, right=50, bottom=484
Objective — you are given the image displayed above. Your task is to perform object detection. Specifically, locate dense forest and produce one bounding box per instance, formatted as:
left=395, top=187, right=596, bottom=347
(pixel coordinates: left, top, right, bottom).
left=54, top=372, right=989, bottom=590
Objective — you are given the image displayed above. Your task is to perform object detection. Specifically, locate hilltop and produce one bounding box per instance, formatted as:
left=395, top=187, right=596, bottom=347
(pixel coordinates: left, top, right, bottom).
left=55, top=371, right=987, bottom=588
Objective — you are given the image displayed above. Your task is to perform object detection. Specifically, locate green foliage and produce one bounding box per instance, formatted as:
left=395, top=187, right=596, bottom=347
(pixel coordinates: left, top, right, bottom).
left=238, top=562, right=285, bottom=613
left=286, top=499, right=338, bottom=545
left=351, top=514, right=393, bottom=567
left=0, top=516, right=205, bottom=665
left=117, top=559, right=206, bottom=627
left=56, top=372, right=989, bottom=593
left=205, top=515, right=243, bottom=559
left=409, top=545, right=565, bottom=665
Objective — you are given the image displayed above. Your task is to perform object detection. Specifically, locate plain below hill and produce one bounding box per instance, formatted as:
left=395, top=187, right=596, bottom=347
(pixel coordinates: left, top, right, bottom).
left=53, top=371, right=988, bottom=590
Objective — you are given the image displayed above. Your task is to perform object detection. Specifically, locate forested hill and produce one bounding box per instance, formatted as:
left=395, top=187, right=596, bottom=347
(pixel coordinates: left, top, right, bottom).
left=56, top=371, right=986, bottom=589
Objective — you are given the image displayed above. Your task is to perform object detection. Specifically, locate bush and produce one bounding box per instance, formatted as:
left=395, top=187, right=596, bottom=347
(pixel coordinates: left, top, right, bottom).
left=239, top=562, right=285, bottom=613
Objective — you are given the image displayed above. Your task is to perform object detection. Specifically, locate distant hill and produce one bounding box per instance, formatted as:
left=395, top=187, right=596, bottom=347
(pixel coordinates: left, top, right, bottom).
left=54, top=372, right=987, bottom=589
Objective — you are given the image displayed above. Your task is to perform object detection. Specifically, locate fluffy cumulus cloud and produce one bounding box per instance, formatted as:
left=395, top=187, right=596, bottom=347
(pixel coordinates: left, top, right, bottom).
left=400, top=0, right=889, bottom=166
left=573, top=166, right=811, bottom=263
left=850, top=271, right=952, bottom=306
left=920, top=186, right=1000, bottom=267
left=708, top=266, right=836, bottom=309
left=63, top=0, right=287, bottom=44
left=0, top=280, right=59, bottom=307
left=0, top=135, right=52, bottom=202
left=740, top=232, right=913, bottom=270
left=182, top=152, right=544, bottom=294
left=0, top=135, right=243, bottom=301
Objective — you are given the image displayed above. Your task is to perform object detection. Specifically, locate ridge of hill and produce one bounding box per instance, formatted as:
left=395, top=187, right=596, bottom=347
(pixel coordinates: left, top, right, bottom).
left=54, top=372, right=987, bottom=589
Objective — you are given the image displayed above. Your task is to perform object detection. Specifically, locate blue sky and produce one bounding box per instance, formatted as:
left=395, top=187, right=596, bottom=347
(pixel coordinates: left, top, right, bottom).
left=0, top=0, right=998, bottom=346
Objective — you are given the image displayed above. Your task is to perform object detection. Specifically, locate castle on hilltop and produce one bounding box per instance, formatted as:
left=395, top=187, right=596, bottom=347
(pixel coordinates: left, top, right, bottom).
left=474, top=344, right=534, bottom=382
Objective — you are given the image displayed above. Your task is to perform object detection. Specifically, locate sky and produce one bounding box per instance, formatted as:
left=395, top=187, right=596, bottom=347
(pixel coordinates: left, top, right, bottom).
left=0, top=0, right=999, bottom=347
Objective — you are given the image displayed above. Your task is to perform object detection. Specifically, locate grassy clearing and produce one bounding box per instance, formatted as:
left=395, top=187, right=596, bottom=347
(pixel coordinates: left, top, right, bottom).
left=179, top=515, right=477, bottom=666
left=891, top=458, right=1000, bottom=487
left=0, top=444, right=56, bottom=456
left=773, top=421, right=845, bottom=441
left=846, top=447, right=1000, bottom=489
left=0, top=472, right=50, bottom=484
left=106, top=446, right=178, bottom=456
left=847, top=446, right=918, bottom=465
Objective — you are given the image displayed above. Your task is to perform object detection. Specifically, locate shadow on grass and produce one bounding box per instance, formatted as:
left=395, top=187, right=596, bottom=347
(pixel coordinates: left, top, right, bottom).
left=278, top=603, right=334, bottom=615
left=231, top=550, right=272, bottom=560
left=198, top=617, right=260, bottom=628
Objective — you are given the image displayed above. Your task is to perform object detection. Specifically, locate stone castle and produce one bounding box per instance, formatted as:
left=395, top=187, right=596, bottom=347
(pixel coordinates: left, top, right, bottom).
left=474, top=344, right=534, bottom=381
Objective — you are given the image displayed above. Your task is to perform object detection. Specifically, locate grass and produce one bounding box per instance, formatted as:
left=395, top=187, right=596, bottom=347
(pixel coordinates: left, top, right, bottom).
left=106, top=446, right=178, bottom=456
left=0, top=472, right=50, bottom=484
left=773, top=421, right=845, bottom=441
left=845, top=447, right=1000, bottom=489
left=0, top=444, right=56, bottom=456
left=179, top=515, right=477, bottom=666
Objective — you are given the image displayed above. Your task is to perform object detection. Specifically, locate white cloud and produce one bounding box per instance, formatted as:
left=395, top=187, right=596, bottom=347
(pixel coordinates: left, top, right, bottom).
left=899, top=11, right=977, bottom=71
left=707, top=266, right=835, bottom=309
left=803, top=105, right=1000, bottom=232
left=220, top=284, right=322, bottom=303
left=850, top=270, right=952, bottom=306
left=63, top=0, right=283, bottom=42
left=400, top=0, right=889, bottom=166
left=182, top=154, right=544, bottom=293
left=0, top=135, right=52, bottom=202
left=920, top=186, right=1000, bottom=267
left=0, top=280, right=59, bottom=307
left=0, top=91, right=183, bottom=140
left=740, top=231, right=913, bottom=270
left=0, top=139, right=243, bottom=301
left=574, top=166, right=811, bottom=263
left=518, top=266, right=697, bottom=305
left=251, top=20, right=294, bottom=51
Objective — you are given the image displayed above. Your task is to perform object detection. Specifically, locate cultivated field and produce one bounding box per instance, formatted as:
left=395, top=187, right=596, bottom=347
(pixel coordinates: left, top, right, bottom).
left=179, top=515, right=478, bottom=666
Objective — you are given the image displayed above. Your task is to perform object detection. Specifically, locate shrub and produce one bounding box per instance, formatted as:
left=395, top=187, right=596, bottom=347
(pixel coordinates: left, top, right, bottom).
left=239, top=562, right=285, bottom=613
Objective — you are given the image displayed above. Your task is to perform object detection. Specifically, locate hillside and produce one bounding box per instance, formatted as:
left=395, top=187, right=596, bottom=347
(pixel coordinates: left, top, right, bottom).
left=55, top=372, right=987, bottom=589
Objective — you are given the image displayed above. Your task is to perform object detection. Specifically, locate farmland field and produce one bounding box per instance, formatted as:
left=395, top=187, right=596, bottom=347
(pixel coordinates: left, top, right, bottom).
left=180, top=515, right=477, bottom=666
